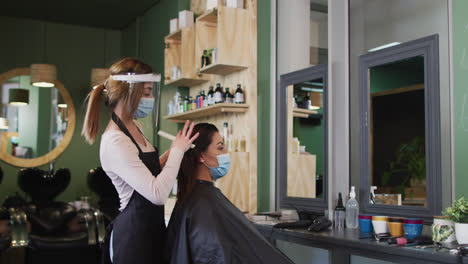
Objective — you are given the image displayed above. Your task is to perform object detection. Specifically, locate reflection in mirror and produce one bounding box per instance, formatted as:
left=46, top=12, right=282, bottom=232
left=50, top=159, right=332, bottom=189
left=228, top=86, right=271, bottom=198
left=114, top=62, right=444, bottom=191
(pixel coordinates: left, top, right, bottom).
left=287, top=78, right=324, bottom=199
left=369, top=56, right=426, bottom=207
left=0, top=75, right=68, bottom=159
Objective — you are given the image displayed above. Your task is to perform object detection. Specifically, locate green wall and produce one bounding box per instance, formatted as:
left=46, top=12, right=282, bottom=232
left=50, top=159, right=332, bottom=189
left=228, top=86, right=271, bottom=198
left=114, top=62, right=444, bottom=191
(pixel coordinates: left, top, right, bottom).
left=257, top=0, right=271, bottom=212
left=453, top=0, right=468, bottom=199
left=0, top=16, right=121, bottom=204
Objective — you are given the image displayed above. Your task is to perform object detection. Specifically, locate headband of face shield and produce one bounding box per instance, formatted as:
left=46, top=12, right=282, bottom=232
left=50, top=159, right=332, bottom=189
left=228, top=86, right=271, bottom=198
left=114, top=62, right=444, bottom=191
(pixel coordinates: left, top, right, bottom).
left=109, top=73, right=161, bottom=124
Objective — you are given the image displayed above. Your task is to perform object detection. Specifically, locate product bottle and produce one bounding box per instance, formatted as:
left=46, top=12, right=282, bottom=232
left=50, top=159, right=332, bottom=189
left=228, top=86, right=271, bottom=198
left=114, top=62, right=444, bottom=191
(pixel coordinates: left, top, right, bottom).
left=214, top=83, right=224, bottom=104
left=167, top=100, right=174, bottom=115
left=183, top=96, right=190, bottom=112
left=303, top=92, right=311, bottom=110
left=207, top=86, right=215, bottom=106
left=345, top=186, right=359, bottom=229
left=224, top=87, right=233, bottom=104
left=190, top=96, right=196, bottom=110
left=178, top=100, right=184, bottom=113
left=234, top=84, right=245, bottom=104
left=200, top=90, right=206, bottom=107
left=334, top=192, right=345, bottom=229
left=195, top=94, right=200, bottom=109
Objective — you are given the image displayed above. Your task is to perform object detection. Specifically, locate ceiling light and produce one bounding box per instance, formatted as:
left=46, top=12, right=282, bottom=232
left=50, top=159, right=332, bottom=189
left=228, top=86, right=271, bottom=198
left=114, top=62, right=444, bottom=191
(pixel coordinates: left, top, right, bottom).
left=30, top=64, right=57, bottom=87
left=8, top=89, right=29, bottom=105
left=368, top=42, right=401, bottom=52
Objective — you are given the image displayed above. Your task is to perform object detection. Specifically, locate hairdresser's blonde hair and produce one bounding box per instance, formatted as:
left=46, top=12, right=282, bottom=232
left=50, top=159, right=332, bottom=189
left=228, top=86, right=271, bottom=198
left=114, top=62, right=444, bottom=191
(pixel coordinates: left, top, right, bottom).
left=82, top=57, right=152, bottom=144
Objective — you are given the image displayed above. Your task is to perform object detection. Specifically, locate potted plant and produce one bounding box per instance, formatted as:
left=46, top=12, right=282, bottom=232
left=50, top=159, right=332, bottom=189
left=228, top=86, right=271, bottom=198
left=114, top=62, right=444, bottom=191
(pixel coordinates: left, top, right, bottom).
left=444, top=196, right=468, bottom=244
left=382, top=136, right=426, bottom=200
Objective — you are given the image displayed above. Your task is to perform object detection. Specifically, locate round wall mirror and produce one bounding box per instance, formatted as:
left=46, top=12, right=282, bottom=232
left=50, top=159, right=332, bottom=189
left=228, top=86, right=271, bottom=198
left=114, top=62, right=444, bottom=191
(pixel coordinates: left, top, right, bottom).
left=0, top=68, right=75, bottom=167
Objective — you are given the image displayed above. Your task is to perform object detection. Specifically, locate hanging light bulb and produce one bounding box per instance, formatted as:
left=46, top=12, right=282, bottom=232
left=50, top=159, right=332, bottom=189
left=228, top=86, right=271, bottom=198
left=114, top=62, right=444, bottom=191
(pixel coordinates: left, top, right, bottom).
left=31, top=24, right=57, bottom=88
left=91, top=68, right=110, bottom=89
left=30, top=64, right=57, bottom=87
left=8, top=89, right=29, bottom=105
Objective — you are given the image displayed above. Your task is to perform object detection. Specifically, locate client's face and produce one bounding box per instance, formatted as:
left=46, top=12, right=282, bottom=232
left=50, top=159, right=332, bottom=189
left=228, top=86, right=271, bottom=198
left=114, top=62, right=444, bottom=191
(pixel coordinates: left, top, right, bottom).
left=202, top=132, right=227, bottom=167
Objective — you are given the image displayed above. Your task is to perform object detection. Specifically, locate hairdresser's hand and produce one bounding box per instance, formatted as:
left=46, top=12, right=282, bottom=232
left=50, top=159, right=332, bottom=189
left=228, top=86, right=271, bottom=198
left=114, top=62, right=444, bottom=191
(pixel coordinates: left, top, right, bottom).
left=172, top=120, right=199, bottom=152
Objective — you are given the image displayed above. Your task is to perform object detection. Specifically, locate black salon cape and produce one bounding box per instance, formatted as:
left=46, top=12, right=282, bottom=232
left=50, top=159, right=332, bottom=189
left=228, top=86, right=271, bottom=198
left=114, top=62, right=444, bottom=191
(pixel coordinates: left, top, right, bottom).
left=165, top=181, right=293, bottom=264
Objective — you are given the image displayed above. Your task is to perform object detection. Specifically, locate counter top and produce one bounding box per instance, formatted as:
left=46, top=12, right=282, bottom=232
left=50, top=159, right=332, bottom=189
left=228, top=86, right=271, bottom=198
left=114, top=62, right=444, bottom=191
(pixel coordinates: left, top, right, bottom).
left=253, top=221, right=468, bottom=264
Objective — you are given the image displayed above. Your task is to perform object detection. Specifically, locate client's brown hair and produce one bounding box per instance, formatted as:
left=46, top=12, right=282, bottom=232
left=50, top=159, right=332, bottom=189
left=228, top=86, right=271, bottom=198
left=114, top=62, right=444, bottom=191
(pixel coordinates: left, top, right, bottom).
left=177, top=123, right=218, bottom=207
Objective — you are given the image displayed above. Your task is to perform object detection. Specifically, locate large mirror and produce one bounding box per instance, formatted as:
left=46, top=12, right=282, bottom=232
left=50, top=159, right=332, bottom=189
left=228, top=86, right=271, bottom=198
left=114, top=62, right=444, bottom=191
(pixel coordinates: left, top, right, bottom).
left=359, top=35, right=442, bottom=219
left=0, top=68, right=75, bottom=167
left=278, top=64, right=328, bottom=212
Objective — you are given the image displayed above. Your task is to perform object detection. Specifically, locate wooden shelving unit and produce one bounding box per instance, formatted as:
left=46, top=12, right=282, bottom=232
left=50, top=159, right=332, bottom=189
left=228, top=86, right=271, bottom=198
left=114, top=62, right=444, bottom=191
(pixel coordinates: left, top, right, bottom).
left=164, top=103, right=249, bottom=122
left=195, top=7, right=250, bottom=76
left=164, top=27, right=208, bottom=87
left=200, top=63, right=247, bottom=75
left=293, top=108, right=318, bottom=118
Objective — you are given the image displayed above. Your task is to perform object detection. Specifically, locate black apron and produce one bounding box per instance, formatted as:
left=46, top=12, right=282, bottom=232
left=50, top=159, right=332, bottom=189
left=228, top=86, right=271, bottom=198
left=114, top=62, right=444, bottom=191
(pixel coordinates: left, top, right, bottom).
left=102, top=112, right=166, bottom=264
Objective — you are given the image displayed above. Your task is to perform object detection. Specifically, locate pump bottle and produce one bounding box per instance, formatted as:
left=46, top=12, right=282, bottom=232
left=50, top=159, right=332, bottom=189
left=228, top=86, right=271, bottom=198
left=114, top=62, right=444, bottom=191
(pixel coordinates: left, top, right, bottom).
left=345, top=186, right=359, bottom=229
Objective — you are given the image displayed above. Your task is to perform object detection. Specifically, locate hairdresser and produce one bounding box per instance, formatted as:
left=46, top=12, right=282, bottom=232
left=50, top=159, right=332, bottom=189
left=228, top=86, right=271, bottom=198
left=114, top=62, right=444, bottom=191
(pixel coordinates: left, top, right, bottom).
left=82, top=57, right=198, bottom=264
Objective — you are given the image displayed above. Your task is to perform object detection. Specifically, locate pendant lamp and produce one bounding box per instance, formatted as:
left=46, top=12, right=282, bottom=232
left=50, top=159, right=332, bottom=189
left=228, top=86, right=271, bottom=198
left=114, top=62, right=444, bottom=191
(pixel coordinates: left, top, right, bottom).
left=31, top=23, right=57, bottom=88
left=0, top=118, right=9, bottom=130
left=8, top=89, right=29, bottom=106
left=57, top=94, right=67, bottom=108
left=31, top=64, right=57, bottom=87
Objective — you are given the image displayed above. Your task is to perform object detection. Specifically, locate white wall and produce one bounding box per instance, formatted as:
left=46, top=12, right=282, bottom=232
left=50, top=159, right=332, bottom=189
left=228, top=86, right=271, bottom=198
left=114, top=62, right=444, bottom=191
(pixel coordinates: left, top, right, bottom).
left=349, top=0, right=451, bottom=207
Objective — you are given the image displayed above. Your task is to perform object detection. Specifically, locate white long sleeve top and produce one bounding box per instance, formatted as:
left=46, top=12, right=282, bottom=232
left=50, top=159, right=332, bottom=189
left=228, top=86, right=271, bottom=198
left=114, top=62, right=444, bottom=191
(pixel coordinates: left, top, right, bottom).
left=100, top=128, right=184, bottom=211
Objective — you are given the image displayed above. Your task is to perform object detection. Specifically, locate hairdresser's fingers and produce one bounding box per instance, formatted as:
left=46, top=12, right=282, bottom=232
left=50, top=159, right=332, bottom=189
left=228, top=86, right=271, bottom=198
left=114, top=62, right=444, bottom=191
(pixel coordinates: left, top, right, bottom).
left=188, top=132, right=199, bottom=143
left=186, top=122, right=195, bottom=139
left=181, top=120, right=190, bottom=137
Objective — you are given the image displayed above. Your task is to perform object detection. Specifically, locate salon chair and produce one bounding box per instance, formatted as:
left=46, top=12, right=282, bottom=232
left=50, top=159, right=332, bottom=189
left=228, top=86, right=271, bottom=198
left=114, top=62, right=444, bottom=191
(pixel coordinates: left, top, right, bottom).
left=87, top=167, right=120, bottom=222
left=0, top=167, right=12, bottom=253
left=16, top=167, right=99, bottom=264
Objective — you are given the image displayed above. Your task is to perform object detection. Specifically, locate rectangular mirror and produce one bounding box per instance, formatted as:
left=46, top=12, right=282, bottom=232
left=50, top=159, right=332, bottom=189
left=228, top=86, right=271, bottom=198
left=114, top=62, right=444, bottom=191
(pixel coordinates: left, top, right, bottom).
left=370, top=56, right=426, bottom=207
left=278, top=65, right=328, bottom=212
left=359, top=35, right=442, bottom=219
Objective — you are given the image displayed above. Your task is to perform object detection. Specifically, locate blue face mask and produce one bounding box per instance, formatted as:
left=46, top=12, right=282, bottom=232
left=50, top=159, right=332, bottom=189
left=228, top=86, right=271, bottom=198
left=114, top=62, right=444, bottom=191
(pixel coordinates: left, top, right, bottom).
left=134, top=97, right=154, bottom=119
left=204, top=153, right=231, bottom=180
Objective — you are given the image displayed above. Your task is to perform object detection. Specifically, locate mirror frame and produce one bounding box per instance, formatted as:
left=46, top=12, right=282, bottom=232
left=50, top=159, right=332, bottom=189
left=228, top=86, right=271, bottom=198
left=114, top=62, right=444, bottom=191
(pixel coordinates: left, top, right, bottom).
left=0, top=67, right=75, bottom=167
left=277, top=64, right=328, bottom=212
left=359, top=34, right=442, bottom=220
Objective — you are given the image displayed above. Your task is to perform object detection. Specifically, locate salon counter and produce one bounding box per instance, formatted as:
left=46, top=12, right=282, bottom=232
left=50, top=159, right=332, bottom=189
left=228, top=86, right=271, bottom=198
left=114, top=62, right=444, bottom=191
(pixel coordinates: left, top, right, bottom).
left=253, top=221, right=468, bottom=264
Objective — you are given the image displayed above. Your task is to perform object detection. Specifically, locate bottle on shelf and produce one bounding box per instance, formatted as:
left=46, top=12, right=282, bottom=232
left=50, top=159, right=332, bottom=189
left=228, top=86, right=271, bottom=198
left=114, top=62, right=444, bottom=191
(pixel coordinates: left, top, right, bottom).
left=195, top=94, right=200, bottom=109
left=183, top=96, right=190, bottom=112
left=334, top=192, right=345, bottom=229
left=239, top=136, right=246, bottom=152
left=214, top=83, right=224, bottom=104
left=167, top=100, right=174, bottom=115
left=190, top=96, right=196, bottom=110
left=200, top=90, right=206, bottom=107
left=345, top=186, right=359, bottom=229
left=178, top=100, right=184, bottom=113
left=207, top=86, right=214, bottom=106
left=224, top=87, right=233, bottom=104
left=234, top=84, right=245, bottom=104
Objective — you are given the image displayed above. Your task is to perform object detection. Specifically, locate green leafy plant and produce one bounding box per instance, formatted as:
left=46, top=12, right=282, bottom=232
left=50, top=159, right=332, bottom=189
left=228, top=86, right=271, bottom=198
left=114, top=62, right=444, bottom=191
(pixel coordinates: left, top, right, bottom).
left=444, top=197, right=468, bottom=223
left=382, top=136, right=426, bottom=198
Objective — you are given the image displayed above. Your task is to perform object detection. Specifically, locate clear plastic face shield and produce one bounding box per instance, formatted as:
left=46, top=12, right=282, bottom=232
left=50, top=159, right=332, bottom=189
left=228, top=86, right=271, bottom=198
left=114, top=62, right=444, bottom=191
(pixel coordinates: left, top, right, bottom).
left=109, top=73, right=162, bottom=129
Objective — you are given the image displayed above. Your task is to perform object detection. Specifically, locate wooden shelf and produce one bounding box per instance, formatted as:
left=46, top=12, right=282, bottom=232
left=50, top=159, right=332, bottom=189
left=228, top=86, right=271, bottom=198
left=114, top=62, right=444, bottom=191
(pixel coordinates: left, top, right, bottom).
left=200, top=63, right=248, bottom=75
left=164, top=77, right=208, bottom=87
left=293, top=108, right=318, bottom=118
left=164, top=103, right=249, bottom=122
left=197, top=8, right=218, bottom=24
left=165, top=30, right=182, bottom=42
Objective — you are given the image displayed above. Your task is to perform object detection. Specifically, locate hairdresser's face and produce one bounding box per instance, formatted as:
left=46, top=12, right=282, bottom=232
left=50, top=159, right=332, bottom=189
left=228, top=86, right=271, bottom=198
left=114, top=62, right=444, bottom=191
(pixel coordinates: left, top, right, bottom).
left=202, top=132, right=227, bottom=167
left=142, top=82, right=153, bottom=99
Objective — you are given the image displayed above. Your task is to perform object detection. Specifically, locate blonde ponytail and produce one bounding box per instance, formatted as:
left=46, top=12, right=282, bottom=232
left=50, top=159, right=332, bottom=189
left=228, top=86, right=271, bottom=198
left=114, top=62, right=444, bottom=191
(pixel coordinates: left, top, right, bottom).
left=82, top=84, right=106, bottom=144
